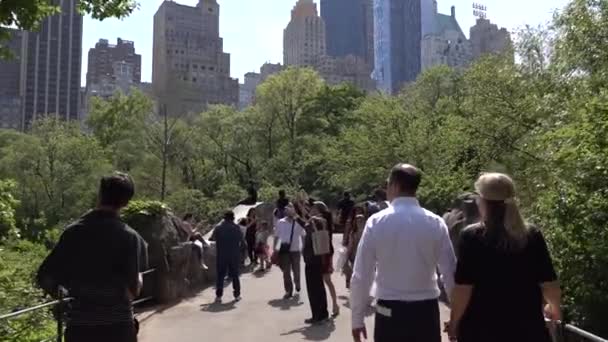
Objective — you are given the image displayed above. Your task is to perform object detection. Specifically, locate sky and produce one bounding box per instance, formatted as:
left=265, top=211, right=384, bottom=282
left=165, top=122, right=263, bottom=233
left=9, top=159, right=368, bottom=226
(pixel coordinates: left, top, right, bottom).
left=81, top=0, right=570, bottom=86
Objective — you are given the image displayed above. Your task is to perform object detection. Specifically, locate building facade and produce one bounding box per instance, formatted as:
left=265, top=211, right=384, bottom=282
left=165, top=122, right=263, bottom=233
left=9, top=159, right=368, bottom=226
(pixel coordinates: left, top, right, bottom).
left=373, top=0, right=422, bottom=94
left=238, top=72, right=261, bottom=110
left=86, top=38, right=141, bottom=88
left=153, top=0, right=238, bottom=116
left=260, top=62, right=284, bottom=82
left=422, top=5, right=472, bottom=71
left=321, top=0, right=374, bottom=70
left=470, top=18, right=512, bottom=59
left=0, top=30, right=24, bottom=130
left=20, top=0, right=83, bottom=128
left=283, top=0, right=326, bottom=67
left=314, top=55, right=375, bottom=91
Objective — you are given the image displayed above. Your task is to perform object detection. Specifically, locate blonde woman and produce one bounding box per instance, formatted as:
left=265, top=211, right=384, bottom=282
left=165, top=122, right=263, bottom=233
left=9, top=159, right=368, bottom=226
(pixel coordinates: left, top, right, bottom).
left=448, top=173, right=562, bottom=342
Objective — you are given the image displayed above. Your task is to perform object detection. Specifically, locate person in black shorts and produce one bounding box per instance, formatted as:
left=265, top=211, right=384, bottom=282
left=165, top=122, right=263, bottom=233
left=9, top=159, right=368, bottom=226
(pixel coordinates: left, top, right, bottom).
left=448, top=173, right=562, bottom=342
left=37, top=172, right=148, bottom=342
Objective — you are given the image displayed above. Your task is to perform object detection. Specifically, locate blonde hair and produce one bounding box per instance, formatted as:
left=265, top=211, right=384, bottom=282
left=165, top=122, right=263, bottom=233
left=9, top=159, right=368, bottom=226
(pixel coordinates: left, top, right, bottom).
left=475, top=173, right=528, bottom=248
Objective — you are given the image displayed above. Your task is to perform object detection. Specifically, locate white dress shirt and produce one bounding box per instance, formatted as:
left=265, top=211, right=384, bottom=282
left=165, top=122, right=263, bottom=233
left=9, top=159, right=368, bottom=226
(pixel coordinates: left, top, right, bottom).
left=350, top=197, right=456, bottom=329
left=274, top=217, right=306, bottom=252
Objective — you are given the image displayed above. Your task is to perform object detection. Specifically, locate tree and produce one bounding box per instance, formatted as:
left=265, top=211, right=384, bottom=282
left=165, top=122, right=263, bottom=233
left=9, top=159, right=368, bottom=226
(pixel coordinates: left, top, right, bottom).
left=0, top=0, right=138, bottom=58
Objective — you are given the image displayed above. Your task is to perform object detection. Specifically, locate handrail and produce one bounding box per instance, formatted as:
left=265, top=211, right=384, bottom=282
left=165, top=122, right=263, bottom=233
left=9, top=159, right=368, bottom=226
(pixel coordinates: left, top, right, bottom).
left=0, top=268, right=156, bottom=321
left=563, top=322, right=607, bottom=342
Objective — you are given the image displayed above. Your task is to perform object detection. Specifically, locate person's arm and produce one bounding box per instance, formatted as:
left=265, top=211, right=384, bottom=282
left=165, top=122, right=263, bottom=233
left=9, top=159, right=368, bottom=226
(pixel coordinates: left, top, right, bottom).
left=37, top=230, right=71, bottom=298
left=437, top=218, right=457, bottom=301
left=350, top=219, right=376, bottom=332
left=448, top=229, right=477, bottom=339
left=127, top=233, right=148, bottom=299
left=449, top=284, right=473, bottom=338
left=532, top=228, right=561, bottom=321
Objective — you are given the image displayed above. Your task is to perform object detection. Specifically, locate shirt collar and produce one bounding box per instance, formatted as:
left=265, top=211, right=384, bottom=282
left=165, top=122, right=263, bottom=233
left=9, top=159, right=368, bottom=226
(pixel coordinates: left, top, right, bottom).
left=391, top=197, right=419, bottom=207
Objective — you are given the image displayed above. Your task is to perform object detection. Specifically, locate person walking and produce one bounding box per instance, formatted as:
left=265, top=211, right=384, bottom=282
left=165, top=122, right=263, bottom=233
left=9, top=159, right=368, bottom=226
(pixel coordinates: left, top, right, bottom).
left=447, top=173, right=561, bottom=342
left=211, top=211, right=246, bottom=303
left=37, top=172, right=148, bottom=342
left=274, top=203, right=306, bottom=299
left=313, top=202, right=340, bottom=317
left=255, top=221, right=272, bottom=271
left=343, top=213, right=366, bottom=290
left=245, top=208, right=258, bottom=266
left=301, top=214, right=331, bottom=325
left=351, top=164, right=456, bottom=342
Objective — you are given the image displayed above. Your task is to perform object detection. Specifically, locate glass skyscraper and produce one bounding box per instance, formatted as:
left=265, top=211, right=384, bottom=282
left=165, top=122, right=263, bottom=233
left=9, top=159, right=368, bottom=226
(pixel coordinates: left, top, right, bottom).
left=373, top=0, right=423, bottom=93
left=321, top=0, right=374, bottom=69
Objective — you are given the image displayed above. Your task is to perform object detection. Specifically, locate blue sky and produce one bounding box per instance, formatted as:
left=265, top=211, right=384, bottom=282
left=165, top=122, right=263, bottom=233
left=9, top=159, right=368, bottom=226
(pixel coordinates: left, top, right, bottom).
left=81, top=0, right=570, bottom=86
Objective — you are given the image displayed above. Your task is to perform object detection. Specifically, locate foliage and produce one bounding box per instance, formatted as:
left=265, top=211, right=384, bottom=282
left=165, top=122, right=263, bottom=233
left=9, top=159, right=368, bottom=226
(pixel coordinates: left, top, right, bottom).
left=122, top=200, right=169, bottom=221
left=0, top=0, right=138, bottom=58
left=0, top=239, right=55, bottom=342
left=0, top=180, right=20, bottom=240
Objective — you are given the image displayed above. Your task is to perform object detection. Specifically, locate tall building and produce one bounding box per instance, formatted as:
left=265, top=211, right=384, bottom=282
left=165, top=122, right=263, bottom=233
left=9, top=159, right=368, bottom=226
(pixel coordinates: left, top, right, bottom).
left=422, top=4, right=472, bottom=71
left=260, top=62, right=284, bottom=82
left=238, top=72, right=261, bottom=110
left=21, top=0, right=83, bottom=127
left=321, top=0, right=374, bottom=70
left=470, top=18, right=512, bottom=59
left=283, top=0, right=326, bottom=67
left=314, top=55, right=375, bottom=91
left=0, top=30, right=24, bottom=130
left=86, top=38, right=141, bottom=88
left=373, top=0, right=422, bottom=94
left=153, top=0, right=239, bottom=116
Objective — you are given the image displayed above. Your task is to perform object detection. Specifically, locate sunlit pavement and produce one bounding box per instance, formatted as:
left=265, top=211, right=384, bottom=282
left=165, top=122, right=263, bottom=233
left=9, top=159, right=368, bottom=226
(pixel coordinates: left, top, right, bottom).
left=139, top=236, right=450, bottom=342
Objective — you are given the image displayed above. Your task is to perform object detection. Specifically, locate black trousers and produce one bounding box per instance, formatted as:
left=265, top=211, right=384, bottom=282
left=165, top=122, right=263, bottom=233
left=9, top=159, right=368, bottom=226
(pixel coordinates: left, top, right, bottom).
left=216, top=257, right=241, bottom=298
left=305, top=259, right=329, bottom=320
left=374, top=299, right=441, bottom=342
left=279, top=252, right=301, bottom=295
left=246, top=236, right=256, bottom=262
left=65, top=322, right=137, bottom=342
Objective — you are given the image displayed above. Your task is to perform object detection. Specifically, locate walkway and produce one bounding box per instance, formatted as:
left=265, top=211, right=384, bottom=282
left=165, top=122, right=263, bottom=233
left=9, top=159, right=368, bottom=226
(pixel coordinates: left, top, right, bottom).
left=139, top=237, right=450, bottom=342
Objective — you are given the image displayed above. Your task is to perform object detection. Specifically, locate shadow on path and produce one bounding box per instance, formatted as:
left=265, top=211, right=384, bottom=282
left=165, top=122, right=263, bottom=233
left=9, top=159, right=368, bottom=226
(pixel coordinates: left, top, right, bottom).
left=281, top=320, right=337, bottom=341
left=267, top=296, right=305, bottom=311
left=200, top=300, right=237, bottom=313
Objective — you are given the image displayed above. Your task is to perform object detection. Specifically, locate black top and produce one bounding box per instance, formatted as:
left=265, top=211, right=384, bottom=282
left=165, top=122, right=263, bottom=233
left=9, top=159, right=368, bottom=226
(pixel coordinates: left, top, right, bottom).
left=337, top=198, right=355, bottom=219
left=211, top=220, right=244, bottom=262
left=455, top=223, right=557, bottom=342
left=37, top=210, right=148, bottom=326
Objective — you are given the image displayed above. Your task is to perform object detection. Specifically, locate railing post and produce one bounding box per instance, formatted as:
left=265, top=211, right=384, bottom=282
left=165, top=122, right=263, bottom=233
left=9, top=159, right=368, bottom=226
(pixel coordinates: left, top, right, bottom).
left=56, top=289, right=64, bottom=342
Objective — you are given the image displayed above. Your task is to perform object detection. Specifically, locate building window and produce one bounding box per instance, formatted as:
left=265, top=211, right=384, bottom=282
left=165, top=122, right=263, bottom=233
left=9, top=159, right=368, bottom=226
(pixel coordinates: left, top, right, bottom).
left=192, top=77, right=197, bottom=82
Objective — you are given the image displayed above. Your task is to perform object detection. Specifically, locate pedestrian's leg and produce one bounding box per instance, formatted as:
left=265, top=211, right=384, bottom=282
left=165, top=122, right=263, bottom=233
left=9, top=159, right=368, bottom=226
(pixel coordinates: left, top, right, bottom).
left=374, top=301, right=401, bottom=342
left=279, top=253, right=293, bottom=296
left=344, top=262, right=353, bottom=289
left=306, top=260, right=328, bottom=321
left=216, top=260, right=228, bottom=299
left=228, top=259, right=241, bottom=299
left=291, top=252, right=301, bottom=292
left=323, top=273, right=340, bottom=316
left=408, top=300, right=441, bottom=342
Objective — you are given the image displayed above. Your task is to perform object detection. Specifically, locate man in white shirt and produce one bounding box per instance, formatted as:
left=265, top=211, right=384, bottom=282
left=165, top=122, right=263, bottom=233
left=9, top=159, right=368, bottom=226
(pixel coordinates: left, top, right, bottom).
left=351, top=164, right=456, bottom=342
left=274, top=203, right=306, bottom=299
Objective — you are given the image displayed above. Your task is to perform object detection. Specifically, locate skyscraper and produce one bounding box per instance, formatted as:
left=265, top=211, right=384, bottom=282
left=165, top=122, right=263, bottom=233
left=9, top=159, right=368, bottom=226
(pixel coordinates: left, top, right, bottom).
left=373, top=0, right=422, bottom=94
left=422, top=4, right=472, bottom=71
left=21, top=0, right=83, bottom=127
left=153, top=0, right=238, bottom=116
left=86, top=38, right=141, bottom=88
left=321, top=0, right=374, bottom=70
left=470, top=18, right=512, bottom=59
left=0, top=30, right=24, bottom=130
left=283, top=0, right=326, bottom=67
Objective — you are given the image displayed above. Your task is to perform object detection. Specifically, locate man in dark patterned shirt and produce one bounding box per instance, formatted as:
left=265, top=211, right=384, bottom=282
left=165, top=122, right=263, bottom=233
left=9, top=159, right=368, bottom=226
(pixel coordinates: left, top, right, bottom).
left=37, top=172, right=148, bottom=342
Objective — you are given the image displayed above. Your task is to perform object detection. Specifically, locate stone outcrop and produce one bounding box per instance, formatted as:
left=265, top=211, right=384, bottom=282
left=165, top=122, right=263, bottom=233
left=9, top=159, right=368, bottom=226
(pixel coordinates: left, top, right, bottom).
left=125, top=210, right=214, bottom=303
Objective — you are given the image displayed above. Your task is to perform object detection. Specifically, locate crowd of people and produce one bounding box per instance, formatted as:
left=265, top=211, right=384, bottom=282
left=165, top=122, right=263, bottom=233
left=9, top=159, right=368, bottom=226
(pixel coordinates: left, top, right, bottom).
left=34, top=163, right=563, bottom=342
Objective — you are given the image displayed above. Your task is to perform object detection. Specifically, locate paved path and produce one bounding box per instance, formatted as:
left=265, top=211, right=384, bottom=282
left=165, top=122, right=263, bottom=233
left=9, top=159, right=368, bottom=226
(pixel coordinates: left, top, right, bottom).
left=140, top=240, right=450, bottom=341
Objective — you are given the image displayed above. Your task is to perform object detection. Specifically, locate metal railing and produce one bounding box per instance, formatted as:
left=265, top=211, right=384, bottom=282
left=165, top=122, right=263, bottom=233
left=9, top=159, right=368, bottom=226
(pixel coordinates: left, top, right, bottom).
left=0, top=268, right=156, bottom=342
left=551, top=321, right=608, bottom=342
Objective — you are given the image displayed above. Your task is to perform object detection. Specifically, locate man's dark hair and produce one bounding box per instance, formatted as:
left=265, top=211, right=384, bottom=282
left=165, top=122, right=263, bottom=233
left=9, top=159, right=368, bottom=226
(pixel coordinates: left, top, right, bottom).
left=224, top=211, right=235, bottom=222
left=374, top=188, right=387, bottom=201
left=388, top=164, right=422, bottom=195
left=183, top=213, right=194, bottom=221
left=99, top=172, right=135, bottom=208
left=278, top=190, right=286, bottom=197
left=343, top=191, right=351, bottom=198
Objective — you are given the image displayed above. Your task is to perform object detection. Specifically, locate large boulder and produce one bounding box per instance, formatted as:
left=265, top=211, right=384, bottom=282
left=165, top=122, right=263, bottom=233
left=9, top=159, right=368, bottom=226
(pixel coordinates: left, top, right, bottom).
left=123, top=201, right=212, bottom=303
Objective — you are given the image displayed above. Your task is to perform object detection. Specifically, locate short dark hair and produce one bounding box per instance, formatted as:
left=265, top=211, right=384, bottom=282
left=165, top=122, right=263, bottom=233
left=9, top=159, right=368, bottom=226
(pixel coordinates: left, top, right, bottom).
left=99, top=172, right=134, bottom=208
left=343, top=191, right=351, bottom=198
left=183, top=213, right=194, bottom=221
left=224, top=211, right=236, bottom=222
left=388, top=164, right=422, bottom=195
left=374, top=188, right=387, bottom=201
left=279, top=190, right=286, bottom=197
